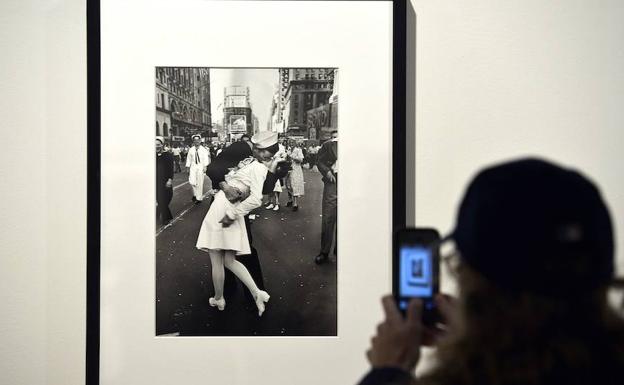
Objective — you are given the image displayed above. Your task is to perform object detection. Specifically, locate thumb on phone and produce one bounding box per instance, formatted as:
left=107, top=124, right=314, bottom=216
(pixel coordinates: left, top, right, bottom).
left=406, top=299, right=423, bottom=330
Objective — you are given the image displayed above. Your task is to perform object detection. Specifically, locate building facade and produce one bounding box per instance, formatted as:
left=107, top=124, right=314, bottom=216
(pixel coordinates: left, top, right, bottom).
left=223, top=86, right=254, bottom=141
left=277, top=68, right=336, bottom=140
left=155, top=67, right=211, bottom=143
left=306, top=69, right=339, bottom=142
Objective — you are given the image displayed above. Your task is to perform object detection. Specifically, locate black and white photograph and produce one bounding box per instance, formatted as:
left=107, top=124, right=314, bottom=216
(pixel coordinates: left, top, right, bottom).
left=155, top=67, right=339, bottom=336
left=90, top=1, right=398, bottom=381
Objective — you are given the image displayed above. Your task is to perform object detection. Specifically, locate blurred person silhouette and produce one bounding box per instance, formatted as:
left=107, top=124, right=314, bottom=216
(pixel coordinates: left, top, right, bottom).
left=359, top=158, right=624, bottom=385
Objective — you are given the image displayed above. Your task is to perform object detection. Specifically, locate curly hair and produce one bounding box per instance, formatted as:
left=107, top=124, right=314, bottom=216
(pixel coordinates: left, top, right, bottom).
left=419, top=265, right=624, bottom=385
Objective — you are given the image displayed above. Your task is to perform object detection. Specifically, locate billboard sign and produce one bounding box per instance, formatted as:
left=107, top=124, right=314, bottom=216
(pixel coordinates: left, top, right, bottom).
left=307, top=104, right=331, bottom=129
left=226, top=95, right=248, bottom=108
left=229, top=115, right=247, bottom=133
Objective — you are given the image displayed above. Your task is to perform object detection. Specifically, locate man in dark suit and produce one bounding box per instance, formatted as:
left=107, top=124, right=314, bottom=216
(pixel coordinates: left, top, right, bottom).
left=315, top=130, right=338, bottom=264
left=206, top=138, right=284, bottom=299
left=156, top=137, right=174, bottom=225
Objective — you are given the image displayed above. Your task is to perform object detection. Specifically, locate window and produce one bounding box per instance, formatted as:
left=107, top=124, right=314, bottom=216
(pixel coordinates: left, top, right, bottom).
left=156, top=121, right=160, bottom=135
left=163, top=123, right=169, bottom=137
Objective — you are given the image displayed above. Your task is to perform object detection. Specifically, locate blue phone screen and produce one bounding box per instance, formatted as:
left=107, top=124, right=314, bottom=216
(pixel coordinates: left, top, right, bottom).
left=398, top=245, right=433, bottom=310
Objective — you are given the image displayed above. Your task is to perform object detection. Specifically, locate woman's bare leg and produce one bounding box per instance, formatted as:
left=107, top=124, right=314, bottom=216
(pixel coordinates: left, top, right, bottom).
left=223, top=250, right=270, bottom=316
left=208, top=249, right=225, bottom=300
left=223, top=250, right=259, bottom=296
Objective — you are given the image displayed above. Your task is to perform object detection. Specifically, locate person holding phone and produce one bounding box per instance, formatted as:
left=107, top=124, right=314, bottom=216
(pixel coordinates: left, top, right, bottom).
left=359, top=158, right=624, bottom=385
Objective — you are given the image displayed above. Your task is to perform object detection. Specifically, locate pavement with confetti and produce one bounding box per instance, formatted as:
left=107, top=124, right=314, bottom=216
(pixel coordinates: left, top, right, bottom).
left=155, top=166, right=337, bottom=336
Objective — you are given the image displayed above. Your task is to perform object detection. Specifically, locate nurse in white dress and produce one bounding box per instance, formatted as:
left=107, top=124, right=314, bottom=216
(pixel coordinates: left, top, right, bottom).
left=264, top=140, right=287, bottom=211
left=185, top=135, right=211, bottom=203
left=196, top=131, right=280, bottom=316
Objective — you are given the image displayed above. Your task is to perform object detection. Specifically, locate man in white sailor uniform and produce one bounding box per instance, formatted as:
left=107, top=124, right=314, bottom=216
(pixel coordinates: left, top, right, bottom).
left=185, top=134, right=211, bottom=204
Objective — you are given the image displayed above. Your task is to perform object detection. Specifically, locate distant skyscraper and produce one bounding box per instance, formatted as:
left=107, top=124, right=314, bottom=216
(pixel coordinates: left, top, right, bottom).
left=223, top=86, right=253, bottom=140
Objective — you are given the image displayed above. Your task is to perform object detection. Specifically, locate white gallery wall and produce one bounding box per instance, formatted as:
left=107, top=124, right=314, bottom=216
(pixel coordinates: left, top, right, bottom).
left=1, top=0, right=623, bottom=384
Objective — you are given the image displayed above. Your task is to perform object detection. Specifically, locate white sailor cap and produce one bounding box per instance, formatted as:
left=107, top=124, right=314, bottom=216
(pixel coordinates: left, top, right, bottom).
left=251, top=131, right=278, bottom=149
left=191, top=134, right=202, bottom=141
left=156, top=136, right=164, bottom=144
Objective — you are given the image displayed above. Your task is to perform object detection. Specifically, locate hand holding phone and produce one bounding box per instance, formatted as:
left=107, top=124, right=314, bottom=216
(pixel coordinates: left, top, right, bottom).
left=393, top=228, right=440, bottom=326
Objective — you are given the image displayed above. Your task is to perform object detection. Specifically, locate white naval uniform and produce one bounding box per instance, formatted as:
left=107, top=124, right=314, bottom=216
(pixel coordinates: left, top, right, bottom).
left=186, top=145, right=211, bottom=201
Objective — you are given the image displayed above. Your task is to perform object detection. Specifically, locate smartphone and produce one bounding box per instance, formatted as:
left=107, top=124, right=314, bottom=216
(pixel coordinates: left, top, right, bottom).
left=393, top=228, right=440, bottom=325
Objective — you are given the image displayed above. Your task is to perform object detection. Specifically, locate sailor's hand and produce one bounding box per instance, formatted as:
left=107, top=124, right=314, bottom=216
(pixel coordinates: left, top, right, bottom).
left=219, top=215, right=235, bottom=227
left=220, top=182, right=241, bottom=202
left=326, top=171, right=336, bottom=183
left=165, top=179, right=173, bottom=188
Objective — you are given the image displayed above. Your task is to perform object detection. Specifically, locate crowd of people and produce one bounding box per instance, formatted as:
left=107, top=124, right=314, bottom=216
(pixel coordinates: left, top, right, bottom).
left=156, top=130, right=339, bottom=317
left=156, top=134, right=329, bottom=216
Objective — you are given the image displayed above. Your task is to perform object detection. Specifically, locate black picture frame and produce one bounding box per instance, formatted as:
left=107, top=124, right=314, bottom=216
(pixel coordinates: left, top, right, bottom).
left=86, top=0, right=410, bottom=383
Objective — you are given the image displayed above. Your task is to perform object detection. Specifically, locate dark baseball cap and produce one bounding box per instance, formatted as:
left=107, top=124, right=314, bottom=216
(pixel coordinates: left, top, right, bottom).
left=450, top=158, right=615, bottom=296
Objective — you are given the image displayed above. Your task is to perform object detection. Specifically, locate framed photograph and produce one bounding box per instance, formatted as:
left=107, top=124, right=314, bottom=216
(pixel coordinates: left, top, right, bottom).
left=88, top=0, right=408, bottom=384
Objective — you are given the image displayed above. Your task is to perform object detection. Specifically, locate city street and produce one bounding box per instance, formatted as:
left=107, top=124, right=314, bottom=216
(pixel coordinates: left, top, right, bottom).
left=156, top=165, right=337, bottom=336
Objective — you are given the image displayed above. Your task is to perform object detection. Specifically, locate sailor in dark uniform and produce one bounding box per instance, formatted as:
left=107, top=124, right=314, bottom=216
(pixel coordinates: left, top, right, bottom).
left=315, top=130, right=338, bottom=264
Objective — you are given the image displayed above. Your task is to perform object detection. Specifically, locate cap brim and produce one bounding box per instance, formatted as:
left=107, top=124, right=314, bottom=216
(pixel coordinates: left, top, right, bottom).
left=427, top=232, right=455, bottom=250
